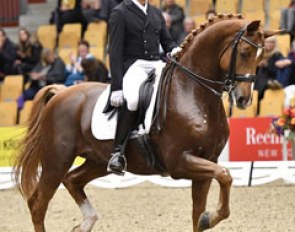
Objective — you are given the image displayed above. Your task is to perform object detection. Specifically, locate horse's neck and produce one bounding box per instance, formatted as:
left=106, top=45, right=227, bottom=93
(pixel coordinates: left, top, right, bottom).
left=167, top=35, right=229, bottom=124
left=181, top=31, right=226, bottom=81
left=175, top=42, right=223, bottom=97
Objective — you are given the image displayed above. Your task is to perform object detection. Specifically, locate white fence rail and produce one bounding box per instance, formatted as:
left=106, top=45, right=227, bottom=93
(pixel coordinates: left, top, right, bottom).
left=1, top=161, right=295, bottom=190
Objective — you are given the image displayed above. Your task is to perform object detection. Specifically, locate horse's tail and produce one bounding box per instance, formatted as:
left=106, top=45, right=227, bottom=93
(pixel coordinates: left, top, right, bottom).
left=13, top=84, right=66, bottom=199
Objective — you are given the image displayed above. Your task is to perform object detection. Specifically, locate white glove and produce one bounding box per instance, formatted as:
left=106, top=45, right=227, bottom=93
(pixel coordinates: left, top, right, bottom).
left=170, top=47, right=182, bottom=58
left=110, top=90, right=124, bottom=107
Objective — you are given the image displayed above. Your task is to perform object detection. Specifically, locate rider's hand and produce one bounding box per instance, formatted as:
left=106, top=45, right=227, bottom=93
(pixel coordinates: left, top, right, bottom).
left=110, top=90, right=124, bottom=107
left=170, top=47, right=182, bottom=58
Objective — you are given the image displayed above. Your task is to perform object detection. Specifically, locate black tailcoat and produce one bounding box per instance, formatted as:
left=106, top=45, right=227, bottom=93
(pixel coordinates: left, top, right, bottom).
left=108, top=0, right=176, bottom=91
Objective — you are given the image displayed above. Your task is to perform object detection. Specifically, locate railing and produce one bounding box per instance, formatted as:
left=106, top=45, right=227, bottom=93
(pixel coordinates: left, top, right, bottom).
left=1, top=161, right=295, bottom=190
left=0, top=0, right=20, bottom=27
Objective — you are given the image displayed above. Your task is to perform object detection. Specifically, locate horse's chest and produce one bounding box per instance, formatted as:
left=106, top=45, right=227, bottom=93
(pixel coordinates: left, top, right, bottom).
left=178, top=117, right=229, bottom=154
left=189, top=117, right=228, bottom=137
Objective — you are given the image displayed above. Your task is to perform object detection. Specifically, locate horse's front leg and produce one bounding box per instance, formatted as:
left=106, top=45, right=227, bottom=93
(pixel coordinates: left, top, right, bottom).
left=191, top=179, right=212, bottom=231
left=173, top=150, right=232, bottom=232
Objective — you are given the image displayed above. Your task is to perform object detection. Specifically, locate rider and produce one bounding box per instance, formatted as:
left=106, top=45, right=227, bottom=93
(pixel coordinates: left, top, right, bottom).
left=106, top=0, right=178, bottom=175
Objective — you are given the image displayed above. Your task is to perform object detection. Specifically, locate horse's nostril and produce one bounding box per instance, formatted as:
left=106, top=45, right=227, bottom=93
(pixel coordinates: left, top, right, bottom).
left=237, top=96, right=247, bottom=107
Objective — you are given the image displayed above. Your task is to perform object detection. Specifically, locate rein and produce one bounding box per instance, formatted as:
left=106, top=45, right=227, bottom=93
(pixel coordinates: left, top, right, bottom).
left=167, top=57, right=224, bottom=97
left=151, top=64, right=175, bottom=133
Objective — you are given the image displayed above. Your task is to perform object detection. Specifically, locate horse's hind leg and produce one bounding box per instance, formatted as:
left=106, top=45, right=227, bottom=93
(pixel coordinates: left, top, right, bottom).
left=63, top=159, right=107, bottom=232
left=28, top=162, right=74, bottom=232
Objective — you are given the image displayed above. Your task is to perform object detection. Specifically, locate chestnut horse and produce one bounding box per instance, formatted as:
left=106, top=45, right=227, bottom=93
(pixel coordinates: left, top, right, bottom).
left=14, top=15, right=276, bottom=232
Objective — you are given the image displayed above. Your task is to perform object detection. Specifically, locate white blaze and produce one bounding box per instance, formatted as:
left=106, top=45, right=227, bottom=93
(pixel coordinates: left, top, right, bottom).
left=256, top=47, right=263, bottom=60
left=79, top=199, right=98, bottom=232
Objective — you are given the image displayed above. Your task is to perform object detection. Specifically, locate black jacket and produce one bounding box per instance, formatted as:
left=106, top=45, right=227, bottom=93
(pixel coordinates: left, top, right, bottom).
left=108, top=0, right=176, bottom=91
left=15, top=41, right=43, bottom=75
left=0, top=38, right=17, bottom=78
left=31, top=57, right=66, bottom=87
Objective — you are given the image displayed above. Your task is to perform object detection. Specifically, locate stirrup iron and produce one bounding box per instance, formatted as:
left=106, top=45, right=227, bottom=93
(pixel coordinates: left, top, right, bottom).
left=107, top=153, right=127, bottom=176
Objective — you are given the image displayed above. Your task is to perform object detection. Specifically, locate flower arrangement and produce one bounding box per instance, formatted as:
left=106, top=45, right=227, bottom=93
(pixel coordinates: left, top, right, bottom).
left=271, top=106, right=295, bottom=140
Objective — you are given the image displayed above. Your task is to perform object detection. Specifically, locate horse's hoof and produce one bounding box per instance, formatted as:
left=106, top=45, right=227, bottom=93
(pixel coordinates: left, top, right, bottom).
left=198, top=211, right=210, bottom=231
left=71, top=225, right=81, bottom=232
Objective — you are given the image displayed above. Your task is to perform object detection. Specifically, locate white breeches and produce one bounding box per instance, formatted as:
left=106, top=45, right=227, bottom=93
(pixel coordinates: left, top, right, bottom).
left=123, top=59, right=163, bottom=111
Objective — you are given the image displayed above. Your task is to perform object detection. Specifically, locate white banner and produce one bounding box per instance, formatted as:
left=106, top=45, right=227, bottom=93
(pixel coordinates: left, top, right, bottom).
left=2, top=161, right=295, bottom=190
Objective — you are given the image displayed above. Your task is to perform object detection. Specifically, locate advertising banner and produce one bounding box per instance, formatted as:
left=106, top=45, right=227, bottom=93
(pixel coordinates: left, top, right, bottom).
left=0, top=126, right=84, bottom=167
left=0, top=126, right=25, bottom=167
left=229, top=117, right=293, bottom=161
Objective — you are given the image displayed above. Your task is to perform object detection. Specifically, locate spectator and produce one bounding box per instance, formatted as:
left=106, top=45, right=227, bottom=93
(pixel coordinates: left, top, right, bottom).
left=280, top=1, right=295, bottom=44
left=0, top=28, right=17, bottom=80
left=50, top=0, right=87, bottom=34
left=275, top=40, right=295, bottom=87
left=18, top=48, right=66, bottom=107
left=177, top=17, right=196, bottom=45
left=64, top=40, right=93, bottom=86
left=81, top=57, right=109, bottom=82
left=254, top=36, right=284, bottom=100
left=14, top=28, right=43, bottom=83
left=162, top=12, right=172, bottom=29
left=82, top=0, right=117, bottom=23
left=162, top=0, right=185, bottom=43
left=160, top=12, right=173, bottom=60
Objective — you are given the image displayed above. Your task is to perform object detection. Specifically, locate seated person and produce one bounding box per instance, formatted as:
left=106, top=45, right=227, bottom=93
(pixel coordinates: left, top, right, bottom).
left=254, top=36, right=284, bottom=100
left=17, top=48, right=66, bottom=108
left=177, top=17, right=196, bottom=45
left=275, top=41, right=295, bottom=87
left=82, top=0, right=117, bottom=23
left=51, top=0, right=87, bottom=33
left=0, top=28, right=17, bottom=80
left=64, top=40, right=93, bottom=86
left=81, top=57, right=109, bottom=83
left=14, top=28, right=43, bottom=83
left=162, top=12, right=172, bottom=35
left=161, top=0, right=185, bottom=43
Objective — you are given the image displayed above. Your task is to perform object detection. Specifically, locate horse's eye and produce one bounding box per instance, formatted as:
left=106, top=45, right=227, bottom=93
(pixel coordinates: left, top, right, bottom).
left=240, top=51, right=250, bottom=59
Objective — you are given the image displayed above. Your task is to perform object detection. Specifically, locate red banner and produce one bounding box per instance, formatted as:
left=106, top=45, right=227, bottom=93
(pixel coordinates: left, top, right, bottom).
left=229, top=117, right=293, bottom=161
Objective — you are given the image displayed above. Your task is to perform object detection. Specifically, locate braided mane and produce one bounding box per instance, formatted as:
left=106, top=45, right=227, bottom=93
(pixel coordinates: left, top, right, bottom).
left=176, top=13, right=244, bottom=59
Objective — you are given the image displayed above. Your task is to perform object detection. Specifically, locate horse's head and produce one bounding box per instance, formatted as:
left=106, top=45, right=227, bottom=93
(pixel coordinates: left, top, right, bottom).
left=219, top=19, right=281, bottom=109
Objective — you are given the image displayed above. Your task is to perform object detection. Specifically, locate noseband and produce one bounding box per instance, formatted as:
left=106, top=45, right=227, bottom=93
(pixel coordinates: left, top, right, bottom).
left=168, top=25, right=264, bottom=97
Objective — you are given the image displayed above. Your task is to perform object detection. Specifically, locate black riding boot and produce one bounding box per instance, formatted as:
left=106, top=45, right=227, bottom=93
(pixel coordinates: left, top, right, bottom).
left=107, top=105, right=136, bottom=175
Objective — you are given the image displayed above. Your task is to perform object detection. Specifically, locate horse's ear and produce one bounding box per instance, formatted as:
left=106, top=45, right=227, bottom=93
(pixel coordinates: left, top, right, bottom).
left=246, top=20, right=261, bottom=33
left=264, top=29, right=286, bottom=38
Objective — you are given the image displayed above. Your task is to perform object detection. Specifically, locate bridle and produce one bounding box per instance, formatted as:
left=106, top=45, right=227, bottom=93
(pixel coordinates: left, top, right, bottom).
left=168, top=25, right=264, bottom=97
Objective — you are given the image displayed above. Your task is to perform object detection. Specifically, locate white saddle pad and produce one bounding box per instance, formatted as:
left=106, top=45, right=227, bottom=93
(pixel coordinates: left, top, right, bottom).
left=91, top=62, right=165, bottom=140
